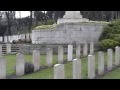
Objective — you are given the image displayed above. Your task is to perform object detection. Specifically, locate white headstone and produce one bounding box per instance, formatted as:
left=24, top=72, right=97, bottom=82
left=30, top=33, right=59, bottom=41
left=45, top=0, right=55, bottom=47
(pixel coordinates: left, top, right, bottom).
left=83, top=42, right=88, bottom=56
left=107, top=49, right=113, bottom=71
left=58, top=45, right=64, bottom=64
left=76, top=44, right=81, bottom=59
left=73, top=59, right=81, bottom=79
left=0, top=44, right=2, bottom=56
left=88, top=55, right=95, bottom=79
left=90, top=41, right=94, bottom=55
left=46, top=48, right=53, bottom=67
left=6, top=44, right=11, bottom=54
left=32, top=50, right=40, bottom=71
left=16, top=53, right=25, bottom=76
left=115, top=46, right=120, bottom=66
left=54, top=64, right=65, bottom=79
left=68, top=44, right=73, bottom=61
left=0, top=57, right=6, bottom=79
left=98, top=52, right=104, bottom=75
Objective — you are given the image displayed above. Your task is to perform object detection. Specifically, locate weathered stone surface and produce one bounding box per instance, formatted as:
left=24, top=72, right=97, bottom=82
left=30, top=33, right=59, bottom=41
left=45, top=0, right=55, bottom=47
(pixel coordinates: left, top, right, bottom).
left=76, top=44, right=81, bottom=59
left=58, top=45, right=64, bottom=64
left=32, top=50, right=40, bottom=71
left=88, top=55, right=95, bottom=79
left=73, top=59, right=81, bottom=79
left=0, top=57, right=6, bottom=79
left=98, top=52, right=104, bottom=75
left=16, top=53, right=25, bottom=76
left=107, top=49, right=113, bottom=71
left=115, top=46, right=120, bottom=66
left=46, top=48, right=53, bottom=67
left=68, top=44, right=73, bottom=61
left=54, top=64, right=65, bottom=79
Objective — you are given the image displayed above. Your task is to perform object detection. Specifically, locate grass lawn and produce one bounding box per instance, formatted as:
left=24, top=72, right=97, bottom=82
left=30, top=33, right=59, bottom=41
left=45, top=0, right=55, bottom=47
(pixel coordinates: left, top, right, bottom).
left=3, top=51, right=118, bottom=79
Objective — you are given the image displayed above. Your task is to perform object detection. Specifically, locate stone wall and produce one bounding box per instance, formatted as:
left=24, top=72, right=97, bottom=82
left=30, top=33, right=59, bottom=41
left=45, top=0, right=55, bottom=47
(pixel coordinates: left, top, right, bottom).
left=32, top=22, right=107, bottom=44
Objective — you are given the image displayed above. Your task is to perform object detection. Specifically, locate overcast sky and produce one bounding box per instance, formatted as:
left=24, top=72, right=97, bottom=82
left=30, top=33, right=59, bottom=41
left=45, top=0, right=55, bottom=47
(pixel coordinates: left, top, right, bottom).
left=15, top=11, right=30, bottom=18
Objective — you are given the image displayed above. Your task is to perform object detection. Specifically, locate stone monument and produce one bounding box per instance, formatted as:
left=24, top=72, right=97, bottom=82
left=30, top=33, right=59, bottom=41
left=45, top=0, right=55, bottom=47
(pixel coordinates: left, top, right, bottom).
left=57, top=11, right=89, bottom=24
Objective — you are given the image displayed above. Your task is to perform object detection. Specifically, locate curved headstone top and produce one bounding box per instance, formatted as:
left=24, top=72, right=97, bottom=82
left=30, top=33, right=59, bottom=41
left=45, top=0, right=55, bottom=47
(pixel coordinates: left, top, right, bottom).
left=57, top=11, right=89, bottom=24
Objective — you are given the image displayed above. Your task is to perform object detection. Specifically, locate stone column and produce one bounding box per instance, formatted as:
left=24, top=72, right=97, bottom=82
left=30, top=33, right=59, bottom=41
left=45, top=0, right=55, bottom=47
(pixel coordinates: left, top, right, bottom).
left=16, top=53, right=25, bottom=76
left=68, top=44, right=73, bottom=61
left=83, top=42, right=88, bottom=56
left=46, top=48, right=53, bottom=67
left=115, top=46, right=120, bottom=66
left=58, top=45, right=64, bottom=64
left=6, top=44, right=11, bottom=54
left=76, top=44, right=81, bottom=59
left=90, top=41, right=94, bottom=55
left=0, top=56, right=6, bottom=79
left=98, top=51, right=104, bottom=75
left=0, top=44, right=2, bottom=56
left=88, top=55, right=95, bottom=79
left=73, top=59, right=81, bottom=79
left=107, top=49, right=113, bottom=71
left=32, top=50, right=40, bottom=72
left=54, top=64, right=65, bottom=79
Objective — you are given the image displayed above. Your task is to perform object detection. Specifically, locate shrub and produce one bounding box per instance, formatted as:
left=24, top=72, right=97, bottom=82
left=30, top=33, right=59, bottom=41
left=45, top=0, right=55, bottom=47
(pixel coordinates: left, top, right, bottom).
left=99, top=39, right=119, bottom=51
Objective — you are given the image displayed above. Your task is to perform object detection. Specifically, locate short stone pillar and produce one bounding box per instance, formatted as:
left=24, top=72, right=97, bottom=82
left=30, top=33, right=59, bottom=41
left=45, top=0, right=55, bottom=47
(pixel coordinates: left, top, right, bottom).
left=0, top=44, right=2, bottom=56
left=88, top=55, right=95, bottom=79
left=98, top=52, right=104, bottom=75
left=6, top=44, right=11, bottom=54
left=76, top=44, right=81, bottom=59
left=0, top=56, right=6, bottom=79
left=58, top=45, right=64, bottom=64
left=107, top=49, right=113, bottom=71
left=32, top=50, right=40, bottom=72
left=83, top=42, right=88, bottom=56
left=54, top=64, right=65, bottom=79
left=90, top=41, right=94, bottom=55
left=68, top=44, right=73, bottom=61
left=115, top=46, right=120, bottom=66
left=46, top=48, right=53, bottom=67
left=73, top=59, right=81, bottom=79
left=16, top=53, right=25, bottom=77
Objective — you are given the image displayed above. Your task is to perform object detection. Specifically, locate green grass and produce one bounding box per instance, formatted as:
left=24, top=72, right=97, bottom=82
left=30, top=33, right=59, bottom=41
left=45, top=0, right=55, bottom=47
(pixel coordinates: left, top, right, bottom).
left=3, top=51, right=119, bottom=79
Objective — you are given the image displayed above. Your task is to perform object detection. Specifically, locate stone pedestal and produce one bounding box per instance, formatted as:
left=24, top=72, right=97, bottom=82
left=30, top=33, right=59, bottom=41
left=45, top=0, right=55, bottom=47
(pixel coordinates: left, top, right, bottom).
left=57, top=11, right=89, bottom=24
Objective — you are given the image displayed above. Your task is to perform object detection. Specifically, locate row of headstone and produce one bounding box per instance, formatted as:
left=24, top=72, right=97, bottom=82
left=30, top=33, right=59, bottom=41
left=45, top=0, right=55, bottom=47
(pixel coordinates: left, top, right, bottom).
left=54, top=46, right=120, bottom=79
left=0, top=42, right=94, bottom=79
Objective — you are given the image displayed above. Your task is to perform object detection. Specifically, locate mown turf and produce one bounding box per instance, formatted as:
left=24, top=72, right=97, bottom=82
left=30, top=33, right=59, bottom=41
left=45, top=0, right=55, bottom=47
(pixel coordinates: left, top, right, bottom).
left=3, top=51, right=119, bottom=79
